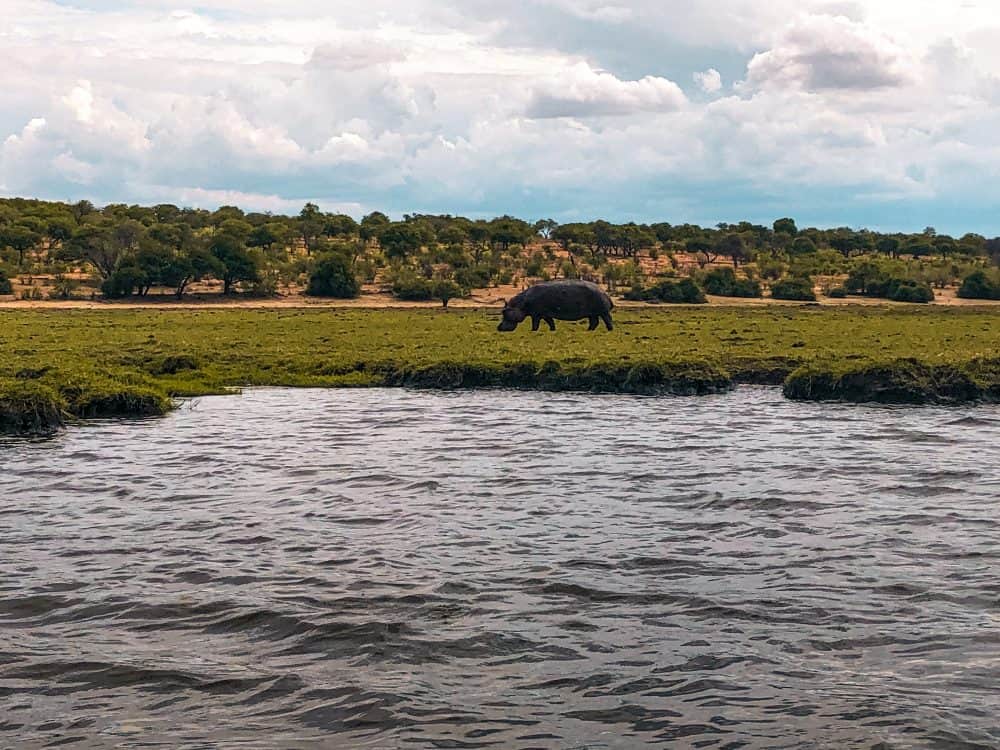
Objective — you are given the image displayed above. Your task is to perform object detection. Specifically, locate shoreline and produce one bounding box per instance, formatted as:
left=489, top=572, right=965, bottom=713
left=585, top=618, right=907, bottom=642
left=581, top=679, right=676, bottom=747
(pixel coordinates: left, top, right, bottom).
left=2, top=306, right=998, bottom=436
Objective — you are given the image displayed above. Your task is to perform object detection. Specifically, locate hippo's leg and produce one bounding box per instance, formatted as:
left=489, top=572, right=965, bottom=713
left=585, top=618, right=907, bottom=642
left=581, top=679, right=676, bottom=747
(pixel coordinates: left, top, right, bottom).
left=588, top=316, right=599, bottom=331
left=544, top=317, right=556, bottom=331
left=601, top=312, right=614, bottom=331
left=531, top=315, right=541, bottom=331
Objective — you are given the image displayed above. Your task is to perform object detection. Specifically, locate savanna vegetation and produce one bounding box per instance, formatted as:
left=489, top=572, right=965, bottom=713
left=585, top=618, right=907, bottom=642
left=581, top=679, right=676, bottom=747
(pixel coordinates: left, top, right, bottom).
left=2, top=197, right=1000, bottom=306
left=1, top=307, right=998, bottom=435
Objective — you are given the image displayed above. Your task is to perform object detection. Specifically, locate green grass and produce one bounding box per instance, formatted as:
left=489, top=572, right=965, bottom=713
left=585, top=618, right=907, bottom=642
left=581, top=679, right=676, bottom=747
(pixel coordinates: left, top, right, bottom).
left=1, top=305, right=998, bottom=433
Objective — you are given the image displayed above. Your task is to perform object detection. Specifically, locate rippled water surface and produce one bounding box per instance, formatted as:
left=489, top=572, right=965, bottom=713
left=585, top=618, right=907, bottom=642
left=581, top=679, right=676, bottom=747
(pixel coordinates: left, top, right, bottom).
left=2, top=387, right=999, bottom=749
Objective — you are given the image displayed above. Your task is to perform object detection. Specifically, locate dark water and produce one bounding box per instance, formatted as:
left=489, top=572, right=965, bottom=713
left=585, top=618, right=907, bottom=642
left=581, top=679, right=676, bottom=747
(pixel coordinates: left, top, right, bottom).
left=1, top=388, right=999, bottom=750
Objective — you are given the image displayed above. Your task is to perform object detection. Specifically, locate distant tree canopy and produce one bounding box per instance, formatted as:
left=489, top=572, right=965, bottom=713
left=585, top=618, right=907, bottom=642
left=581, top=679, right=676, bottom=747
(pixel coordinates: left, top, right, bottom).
left=1, top=196, right=997, bottom=303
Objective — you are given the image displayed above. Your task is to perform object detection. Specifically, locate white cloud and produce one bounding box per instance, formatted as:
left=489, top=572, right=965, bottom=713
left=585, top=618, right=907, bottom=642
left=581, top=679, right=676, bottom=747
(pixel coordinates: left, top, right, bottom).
left=525, top=64, right=687, bottom=118
left=744, top=15, right=915, bottom=92
left=694, top=68, right=723, bottom=93
left=0, top=1, right=999, bottom=231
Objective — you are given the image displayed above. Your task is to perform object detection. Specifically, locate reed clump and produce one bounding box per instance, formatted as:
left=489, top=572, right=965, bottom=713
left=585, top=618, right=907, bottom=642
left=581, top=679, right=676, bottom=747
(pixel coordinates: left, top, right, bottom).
left=0, top=379, right=65, bottom=435
left=783, top=359, right=995, bottom=404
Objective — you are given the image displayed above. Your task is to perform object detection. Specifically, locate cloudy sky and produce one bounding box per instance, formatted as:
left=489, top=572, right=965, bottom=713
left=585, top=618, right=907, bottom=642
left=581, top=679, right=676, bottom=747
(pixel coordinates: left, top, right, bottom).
left=2, top=1, right=999, bottom=233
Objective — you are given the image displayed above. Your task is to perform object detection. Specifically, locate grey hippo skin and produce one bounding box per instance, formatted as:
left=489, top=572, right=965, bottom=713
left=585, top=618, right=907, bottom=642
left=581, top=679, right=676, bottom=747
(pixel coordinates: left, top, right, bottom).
left=498, top=280, right=615, bottom=332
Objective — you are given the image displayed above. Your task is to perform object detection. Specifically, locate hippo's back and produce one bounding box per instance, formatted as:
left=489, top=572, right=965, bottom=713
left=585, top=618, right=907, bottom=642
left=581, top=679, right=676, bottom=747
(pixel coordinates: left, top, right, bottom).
left=517, top=280, right=613, bottom=319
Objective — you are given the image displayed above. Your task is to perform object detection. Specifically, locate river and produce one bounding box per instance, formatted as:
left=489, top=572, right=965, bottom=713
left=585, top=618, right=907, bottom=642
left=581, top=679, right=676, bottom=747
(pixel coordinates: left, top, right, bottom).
left=1, top=387, right=998, bottom=748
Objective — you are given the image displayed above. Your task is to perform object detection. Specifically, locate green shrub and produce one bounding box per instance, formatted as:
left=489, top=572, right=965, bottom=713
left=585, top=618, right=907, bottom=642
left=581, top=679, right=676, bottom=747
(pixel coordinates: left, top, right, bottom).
left=432, top=279, right=464, bottom=308
left=49, top=275, right=80, bottom=300
left=391, top=269, right=433, bottom=301
left=770, top=276, right=816, bottom=301
left=701, top=268, right=762, bottom=298
left=150, top=354, right=200, bottom=375
left=0, top=270, right=12, bottom=295
left=843, top=262, right=932, bottom=302
left=306, top=253, right=360, bottom=298
left=826, top=285, right=848, bottom=298
left=525, top=253, right=545, bottom=277
left=957, top=270, right=1000, bottom=300
left=454, top=265, right=492, bottom=290
left=101, top=265, right=145, bottom=299
left=886, top=279, right=934, bottom=303
left=624, top=277, right=706, bottom=304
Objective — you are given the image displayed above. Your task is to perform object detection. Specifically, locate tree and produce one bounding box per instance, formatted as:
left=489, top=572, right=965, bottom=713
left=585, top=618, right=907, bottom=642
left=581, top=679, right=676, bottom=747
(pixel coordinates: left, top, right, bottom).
left=133, top=241, right=174, bottom=295
left=0, top=225, right=41, bottom=265
left=210, top=234, right=259, bottom=294
left=488, top=216, right=532, bottom=251
left=298, top=203, right=324, bottom=252
left=790, top=237, right=817, bottom=256
left=306, top=253, right=360, bottom=298
left=216, top=219, right=253, bottom=245
left=211, top=205, right=246, bottom=225
left=432, top=279, right=463, bottom=308
left=46, top=216, right=76, bottom=246
left=685, top=237, right=715, bottom=267
left=985, top=238, right=1000, bottom=266
left=378, top=222, right=424, bottom=260
left=60, top=223, right=140, bottom=279
left=438, top=223, right=468, bottom=246
left=533, top=218, right=558, bottom=239
left=70, top=200, right=96, bottom=222
left=773, top=217, right=798, bottom=235
left=163, top=246, right=220, bottom=299
left=876, top=237, right=901, bottom=258
left=101, top=264, right=146, bottom=299
left=360, top=211, right=390, bottom=244
left=248, top=223, right=289, bottom=251
left=323, top=214, right=358, bottom=238
left=716, top=234, right=746, bottom=268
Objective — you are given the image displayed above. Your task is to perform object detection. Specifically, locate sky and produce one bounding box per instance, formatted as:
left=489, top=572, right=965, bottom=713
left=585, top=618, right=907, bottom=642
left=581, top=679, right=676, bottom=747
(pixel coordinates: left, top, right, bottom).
left=2, top=0, right=1000, bottom=234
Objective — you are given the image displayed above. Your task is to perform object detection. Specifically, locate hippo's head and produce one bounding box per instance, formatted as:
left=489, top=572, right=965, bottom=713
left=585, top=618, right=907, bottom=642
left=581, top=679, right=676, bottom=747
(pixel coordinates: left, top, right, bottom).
left=497, top=301, right=525, bottom=332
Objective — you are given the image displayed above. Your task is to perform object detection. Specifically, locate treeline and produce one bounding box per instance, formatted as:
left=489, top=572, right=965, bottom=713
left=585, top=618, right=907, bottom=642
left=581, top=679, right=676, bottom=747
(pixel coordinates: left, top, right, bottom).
left=1, top=196, right=999, bottom=303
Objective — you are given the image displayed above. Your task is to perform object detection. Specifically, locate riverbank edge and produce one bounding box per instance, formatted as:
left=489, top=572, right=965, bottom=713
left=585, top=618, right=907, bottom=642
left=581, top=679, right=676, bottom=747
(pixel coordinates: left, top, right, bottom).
left=3, top=356, right=999, bottom=436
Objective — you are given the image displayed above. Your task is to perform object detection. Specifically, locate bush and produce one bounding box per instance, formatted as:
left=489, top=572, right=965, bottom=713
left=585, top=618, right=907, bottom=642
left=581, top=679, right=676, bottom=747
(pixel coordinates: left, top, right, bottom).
left=625, top=277, right=706, bottom=304
left=306, top=254, right=359, bottom=298
left=454, top=265, right=492, bottom=290
left=701, top=267, right=762, bottom=298
left=525, top=253, right=545, bottom=277
left=391, top=269, right=433, bottom=301
left=957, top=270, right=1000, bottom=300
left=770, top=276, right=817, bottom=301
left=0, top=270, right=12, bottom=295
left=826, top=285, right=848, bottom=298
left=844, top=263, right=934, bottom=303
left=49, top=275, right=80, bottom=300
left=433, top=279, right=464, bottom=308
left=886, top=279, right=934, bottom=303
left=101, top=266, right=145, bottom=299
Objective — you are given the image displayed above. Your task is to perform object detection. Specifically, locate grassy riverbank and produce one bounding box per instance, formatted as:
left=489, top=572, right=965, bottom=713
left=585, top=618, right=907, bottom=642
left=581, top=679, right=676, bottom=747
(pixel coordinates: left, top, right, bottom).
left=2, top=306, right=999, bottom=433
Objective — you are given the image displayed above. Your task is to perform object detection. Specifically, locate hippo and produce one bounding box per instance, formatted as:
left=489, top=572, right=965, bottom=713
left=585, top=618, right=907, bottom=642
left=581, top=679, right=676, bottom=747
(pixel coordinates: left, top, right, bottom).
left=498, top=280, right=614, bottom=332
